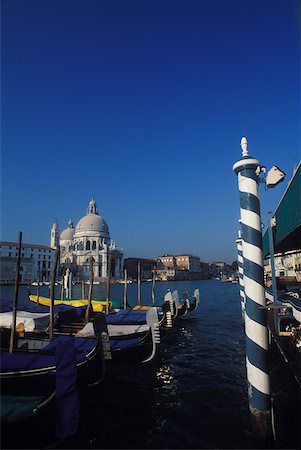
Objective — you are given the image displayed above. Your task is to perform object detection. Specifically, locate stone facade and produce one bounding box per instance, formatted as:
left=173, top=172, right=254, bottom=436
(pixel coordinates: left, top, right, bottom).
left=51, top=198, right=123, bottom=280
left=0, top=241, right=54, bottom=284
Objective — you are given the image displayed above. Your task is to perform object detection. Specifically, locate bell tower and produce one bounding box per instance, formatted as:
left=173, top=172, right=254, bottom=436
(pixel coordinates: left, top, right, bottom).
left=50, top=220, right=60, bottom=249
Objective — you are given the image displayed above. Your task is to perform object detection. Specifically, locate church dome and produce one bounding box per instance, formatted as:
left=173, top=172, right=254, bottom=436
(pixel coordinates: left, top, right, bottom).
left=60, top=219, right=75, bottom=241
left=75, top=214, right=109, bottom=234
left=73, top=198, right=110, bottom=238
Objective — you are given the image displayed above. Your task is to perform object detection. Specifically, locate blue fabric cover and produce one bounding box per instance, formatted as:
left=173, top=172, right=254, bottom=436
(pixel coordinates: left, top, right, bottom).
left=43, top=335, right=96, bottom=353
left=107, top=310, right=147, bottom=325
left=0, top=336, right=95, bottom=370
left=55, top=337, right=80, bottom=438
left=1, top=353, right=57, bottom=370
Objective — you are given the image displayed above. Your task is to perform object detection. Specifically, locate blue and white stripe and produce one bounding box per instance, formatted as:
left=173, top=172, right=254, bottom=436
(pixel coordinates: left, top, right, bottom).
left=233, top=137, right=270, bottom=415
left=236, top=230, right=245, bottom=317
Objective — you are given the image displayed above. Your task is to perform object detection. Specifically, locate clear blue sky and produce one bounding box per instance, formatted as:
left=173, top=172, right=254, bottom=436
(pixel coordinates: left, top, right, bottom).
left=1, top=0, right=299, bottom=263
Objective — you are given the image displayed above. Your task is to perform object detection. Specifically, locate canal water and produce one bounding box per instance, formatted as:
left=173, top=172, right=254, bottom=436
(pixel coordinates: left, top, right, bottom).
left=1, top=280, right=300, bottom=449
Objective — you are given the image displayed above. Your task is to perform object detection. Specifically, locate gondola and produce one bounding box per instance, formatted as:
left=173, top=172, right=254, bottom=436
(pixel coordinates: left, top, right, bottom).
left=27, top=290, right=112, bottom=313
left=169, top=290, right=188, bottom=318
left=0, top=311, right=108, bottom=393
left=76, top=306, right=161, bottom=363
left=186, top=288, right=200, bottom=311
left=1, top=336, right=82, bottom=448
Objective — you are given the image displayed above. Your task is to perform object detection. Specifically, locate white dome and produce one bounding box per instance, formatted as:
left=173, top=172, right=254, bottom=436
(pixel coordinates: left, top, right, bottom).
left=75, top=214, right=109, bottom=234
left=60, top=219, right=75, bottom=241
left=73, top=199, right=110, bottom=241
left=60, top=227, right=75, bottom=241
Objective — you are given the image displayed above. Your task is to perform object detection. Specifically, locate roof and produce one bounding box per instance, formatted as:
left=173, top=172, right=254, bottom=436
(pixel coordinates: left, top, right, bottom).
left=263, top=162, right=301, bottom=257
left=0, top=241, right=53, bottom=250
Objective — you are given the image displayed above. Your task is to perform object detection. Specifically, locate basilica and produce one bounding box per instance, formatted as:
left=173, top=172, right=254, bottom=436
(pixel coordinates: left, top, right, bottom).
left=50, top=198, right=123, bottom=280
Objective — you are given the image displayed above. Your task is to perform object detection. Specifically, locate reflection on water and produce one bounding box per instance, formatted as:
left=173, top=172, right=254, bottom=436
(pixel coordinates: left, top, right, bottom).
left=1, top=280, right=300, bottom=449
left=156, top=364, right=174, bottom=385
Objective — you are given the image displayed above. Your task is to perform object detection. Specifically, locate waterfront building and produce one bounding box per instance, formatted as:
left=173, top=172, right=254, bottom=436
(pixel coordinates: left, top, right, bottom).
left=155, top=266, right=189, bottom=281
left=51, top=198, right=123, bottom=280
left=207, top=261, right=234, bottom=279
left=264, top=249, right=301, bottom=288
left=0, top=241, right=54, bottom=284
left=123, top=257, right=157, bottom=280
left=157, top=253, right=209, bottom=280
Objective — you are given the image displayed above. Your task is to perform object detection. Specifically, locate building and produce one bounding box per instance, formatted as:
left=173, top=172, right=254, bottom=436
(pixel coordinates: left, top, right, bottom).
left=207, top=261, right=234, bottom=279
left=264, top=249, right=301, bottom=285
left=157, top=253, right=209, bottom=280
left=155, top=266, right=189, bottom=281
left=123, top=258, right=157, bottom=280
left=175, top=254, right=204, bottom=279
left=51, top=198, right=123, bottom=280
left=0, top=241, right=54, bottom=284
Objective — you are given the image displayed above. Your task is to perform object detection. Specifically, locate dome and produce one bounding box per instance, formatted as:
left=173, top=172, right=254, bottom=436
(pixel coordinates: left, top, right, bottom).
left=73, top=198, right=110, bottom=240
left=75, top=214, right=109, bottom=234
left=60, top=219, right=75, bottom=241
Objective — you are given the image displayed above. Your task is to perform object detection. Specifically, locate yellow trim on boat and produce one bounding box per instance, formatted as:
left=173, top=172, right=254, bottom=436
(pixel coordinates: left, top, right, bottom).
left=133, top=306, right=151, bottom=310
left=28, top=295, right=112, bottom=312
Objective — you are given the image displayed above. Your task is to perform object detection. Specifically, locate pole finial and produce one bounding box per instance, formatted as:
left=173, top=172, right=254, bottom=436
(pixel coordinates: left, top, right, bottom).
left=240, top=136, right=248, bottom=157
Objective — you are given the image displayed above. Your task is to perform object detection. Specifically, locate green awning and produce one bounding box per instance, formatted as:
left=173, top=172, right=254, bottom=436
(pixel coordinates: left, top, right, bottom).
left=263, top=162, right=301, bottom=257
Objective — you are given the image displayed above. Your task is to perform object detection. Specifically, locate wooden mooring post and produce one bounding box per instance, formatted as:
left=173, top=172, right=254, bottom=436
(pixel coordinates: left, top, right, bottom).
left=123, top=268, right=128, bottom=309
left=86, top=256, right=94, bottom=323
left=137, top=260, right=141, bottom=306
left=9, top=231, right=22, bottom=353
left=233, top=137, right=273, bottom=445
left=106, top=254, right=112, bottom=315
left=49, top=246, right=60, bottom=338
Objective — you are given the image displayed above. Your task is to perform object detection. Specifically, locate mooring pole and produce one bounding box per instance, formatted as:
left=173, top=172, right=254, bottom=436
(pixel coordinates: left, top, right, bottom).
left=69, top=268, right=73, bottom=300
left=151, top=266, right=156, bottom=305
left=9, top=231, right=22, bottom=353
left=86, top=256, right=94, bottom=323
left=233, top=137, right=273, bottom=444
left=137, top=260, right=141, bottom=306
left=49, top=246, right=60, bottom=338
left=37, top=260, right=41, bottom=305
left=81, top=267, right=85, bottom=299
left=236, top=229, right=245, bottom=321
left=123, top=268, right=128, bottom=309
left=105, top=254, right=112, bottom=315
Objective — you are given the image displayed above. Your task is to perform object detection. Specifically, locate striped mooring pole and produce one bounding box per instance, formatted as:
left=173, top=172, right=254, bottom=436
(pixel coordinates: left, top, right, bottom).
left=233, top=137, right=273, bottom=443
left=236, top=229, right=245, bottom=321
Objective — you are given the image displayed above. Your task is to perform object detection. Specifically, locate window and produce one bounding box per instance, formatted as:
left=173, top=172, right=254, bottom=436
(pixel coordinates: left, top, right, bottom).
left=86, top=241, right=90, bottom=250
left=92, top=241, right=96, bottom=250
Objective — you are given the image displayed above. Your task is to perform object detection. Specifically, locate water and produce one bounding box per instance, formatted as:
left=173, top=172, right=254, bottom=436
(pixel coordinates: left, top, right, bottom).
left=1, top=280, right=300, bottom=449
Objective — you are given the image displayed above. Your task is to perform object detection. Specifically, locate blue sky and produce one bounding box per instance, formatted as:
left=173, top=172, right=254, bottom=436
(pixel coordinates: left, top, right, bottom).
left=1, top=0, right=299, bottom=262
